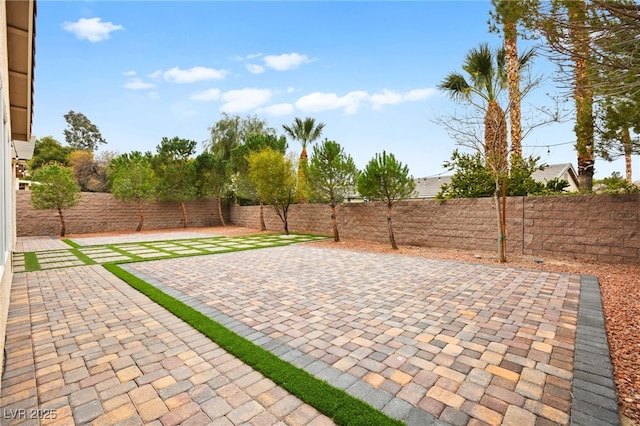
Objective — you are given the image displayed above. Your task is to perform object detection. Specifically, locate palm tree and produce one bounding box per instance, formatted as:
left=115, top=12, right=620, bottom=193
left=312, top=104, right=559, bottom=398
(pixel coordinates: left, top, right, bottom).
left=439, top=43, right=509, bottom=174
left=282, top=117, right=326, bottom=201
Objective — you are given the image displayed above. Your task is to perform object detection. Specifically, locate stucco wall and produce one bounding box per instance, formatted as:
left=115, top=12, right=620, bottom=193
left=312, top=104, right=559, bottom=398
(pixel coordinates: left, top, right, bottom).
left=16, top=191, right=228, bottom=236
left=230, top=194, right=640, bottom=264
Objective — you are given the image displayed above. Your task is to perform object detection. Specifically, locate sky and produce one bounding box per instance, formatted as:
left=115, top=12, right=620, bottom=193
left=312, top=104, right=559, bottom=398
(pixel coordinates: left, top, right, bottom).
left=32, top=0, right=638, bottom=181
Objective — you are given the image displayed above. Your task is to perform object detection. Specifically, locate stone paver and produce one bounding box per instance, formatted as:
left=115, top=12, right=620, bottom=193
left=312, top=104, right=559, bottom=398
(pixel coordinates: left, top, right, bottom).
left=1, top=232, right=620, bottom=426
left=126, top=244, right=620, bottom=425
left=0, top=263, right=333, bottom=425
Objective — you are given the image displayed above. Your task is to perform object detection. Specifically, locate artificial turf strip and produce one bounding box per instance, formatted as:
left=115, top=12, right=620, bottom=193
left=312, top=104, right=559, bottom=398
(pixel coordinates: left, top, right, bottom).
left=23, top=252, right=41, bottom=272
left=61, top=239, right=81, bottom=248
left=103, top=263, right=405, bottom=426
left=70, top=249, right=97, bottom=266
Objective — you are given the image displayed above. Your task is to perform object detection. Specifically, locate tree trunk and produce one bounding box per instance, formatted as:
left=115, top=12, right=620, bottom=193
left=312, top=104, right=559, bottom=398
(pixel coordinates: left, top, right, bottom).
left=180, top=201, right=189, bottom=228
left=57, top=207, right=66, bottom=237
left=217, top=196, right=226, bottom=227
left=387, top=205, right=398, bottom=250
left=493, top=181, right=507, bottom=263
left=136, top=199, right=144, bottom=232
left=331, top=202, right=340, bottom=242
left=259, top=199, right=266, bottom=231
left=570, top=1, right=595, bottom=193
left=623, top=127, right=633, bottom=184
left=283, top=218, right=289, bottom=235
left=298, top=147, right=309, bottom=203
left=504, top=19, right=522, bottom=163
left=485, top=101, right=508, bottom=175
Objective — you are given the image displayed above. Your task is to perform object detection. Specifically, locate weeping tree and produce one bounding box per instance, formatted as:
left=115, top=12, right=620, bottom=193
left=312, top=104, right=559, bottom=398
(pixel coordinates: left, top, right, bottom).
left=357, top=151, right=415, bottom=250
left=107, top=151, right=157, bottom=232
left=30, top=163, right=81, bottom=237
left=308, top=139, right=359, bottom=242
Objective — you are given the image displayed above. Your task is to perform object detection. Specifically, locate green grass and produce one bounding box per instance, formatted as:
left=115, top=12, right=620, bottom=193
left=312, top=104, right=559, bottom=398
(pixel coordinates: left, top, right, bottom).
left=103, top=263, right=404, bottom=426
left=23, top=252, right=40, bottom=272
left=61, top=239, right=81, bottom=248
left=70, top=249, right=98, bottom=266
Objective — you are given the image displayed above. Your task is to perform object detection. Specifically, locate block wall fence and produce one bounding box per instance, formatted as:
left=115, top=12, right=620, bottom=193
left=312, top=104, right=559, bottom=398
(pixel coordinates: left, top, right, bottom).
left=229, top=194, right=640, bottom=265
left=15, top=191, right=229, bottom=236
left=16, top=191, right=640, bottom=264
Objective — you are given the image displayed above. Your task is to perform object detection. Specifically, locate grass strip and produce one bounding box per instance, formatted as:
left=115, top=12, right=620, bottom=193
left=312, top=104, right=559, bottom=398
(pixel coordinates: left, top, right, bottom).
left=61, top=239, right=81, bottom=248
left=23, top=252, right=41, bottom=272
left=103, top=263, right=404, bottom=426
left=70, top=249, right=98, bottom=266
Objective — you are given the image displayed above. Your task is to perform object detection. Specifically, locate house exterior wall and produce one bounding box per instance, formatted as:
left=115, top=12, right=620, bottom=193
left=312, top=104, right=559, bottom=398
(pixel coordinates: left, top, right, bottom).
left=15, top=191, right=229, bottom=236
left=230, top=194, right=640, bottom=264
left=1, top=0, right=15, bottom=385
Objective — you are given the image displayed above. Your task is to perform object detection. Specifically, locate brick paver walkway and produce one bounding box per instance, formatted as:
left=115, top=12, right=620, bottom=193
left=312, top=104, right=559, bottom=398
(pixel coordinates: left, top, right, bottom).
left=1, top=232, right=619, bottom=425
left=1, top=266, right=334, bottom=425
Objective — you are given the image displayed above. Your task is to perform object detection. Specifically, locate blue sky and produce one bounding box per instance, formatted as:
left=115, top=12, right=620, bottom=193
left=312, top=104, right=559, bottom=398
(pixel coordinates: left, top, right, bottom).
left=33, top=1, right=635, bottom=180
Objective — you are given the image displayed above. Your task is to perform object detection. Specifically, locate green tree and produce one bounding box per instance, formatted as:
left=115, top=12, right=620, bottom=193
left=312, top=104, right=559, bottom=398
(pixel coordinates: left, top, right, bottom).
left=107, top=152, right=156, bottom=232
left=30, top=163, right=81, bottom=237
left=194, top=152, right=228, bottom=227
left=437, top=151, right=495, bottom=199
left=248, top=148, right=298, bottom=235
left=28, top=136, right=73, bottom=171
left=230, top=133, right=288, bottom=230
left=595, top=96, right=640, bottom=184
left=309, top=139, right=359, bottom=242
left=282, top=117, right=326, bottom=202
left=152, top=137, right=198, bottom=228
left=357, top=151, right=415, bottom=250
left=63, top=110, right=107, bottom=151
left=595, top=171, right=639, bottom=194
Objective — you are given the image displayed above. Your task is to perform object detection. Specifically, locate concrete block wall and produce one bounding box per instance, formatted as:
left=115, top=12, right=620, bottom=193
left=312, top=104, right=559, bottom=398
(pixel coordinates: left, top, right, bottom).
left=16, top=191, right=228, bottom=236
left=230, top=194, right=640, bottom=264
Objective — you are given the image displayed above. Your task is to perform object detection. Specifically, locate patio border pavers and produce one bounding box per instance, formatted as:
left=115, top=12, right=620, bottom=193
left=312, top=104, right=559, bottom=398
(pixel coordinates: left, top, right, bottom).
left=570, top=275, right=620, bottom=426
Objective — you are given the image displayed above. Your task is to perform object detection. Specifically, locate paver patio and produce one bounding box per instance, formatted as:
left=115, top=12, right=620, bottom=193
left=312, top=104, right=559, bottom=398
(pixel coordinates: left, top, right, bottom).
left=1, top=231, right=619, bottom=425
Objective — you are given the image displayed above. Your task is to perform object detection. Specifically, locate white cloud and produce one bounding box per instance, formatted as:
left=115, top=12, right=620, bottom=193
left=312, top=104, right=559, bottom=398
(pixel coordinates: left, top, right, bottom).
left=220, top=88, right=272, bottom=113
left=191, top=88, right=222, bottom=101
left=124, top=78, right=155, bottom=90
left=148, top=91, right=160, bottom=100
left=163, top=66, right=229, bottom=83
left=260, top=103, right=294, bottom=116
left=286, top=87, right=296, bottom=94
left=370, top=88, right=437, bottom=109
left=246, top=53, right=263, bottom=60
left=246, top=64, right=265, bottom=74
left=295, top=91, right=368, bottom=114
left=263, top=53, right=310, bottom=71
left=62, top=17, right=123, bottom=42
left=122, top=70, right=136, bottom=76
left=148, top=70, right=162, bottom=80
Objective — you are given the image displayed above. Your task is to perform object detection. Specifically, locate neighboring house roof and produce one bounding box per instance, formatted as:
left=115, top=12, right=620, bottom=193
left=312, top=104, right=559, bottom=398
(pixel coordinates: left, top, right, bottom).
left=414, top=176, right=452, bottom=199
left=531, top=163, right=579, bottom=191
left=414, top=163, right=579, bottom=199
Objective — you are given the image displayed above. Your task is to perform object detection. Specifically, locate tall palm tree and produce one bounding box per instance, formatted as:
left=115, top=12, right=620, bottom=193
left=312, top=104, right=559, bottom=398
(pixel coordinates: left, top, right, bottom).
left=491, top=0, right=538, bottom=163
left=282, top=117, right=326, bottom=201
